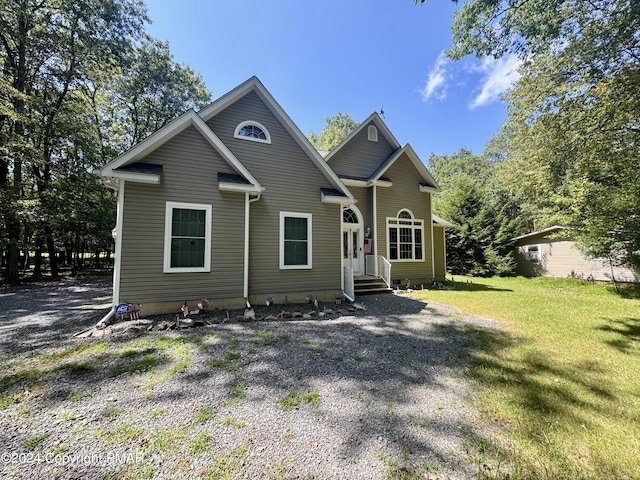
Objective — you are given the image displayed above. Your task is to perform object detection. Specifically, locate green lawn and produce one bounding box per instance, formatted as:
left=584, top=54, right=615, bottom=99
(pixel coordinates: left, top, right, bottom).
left=413, top=276, right=640, bottom=480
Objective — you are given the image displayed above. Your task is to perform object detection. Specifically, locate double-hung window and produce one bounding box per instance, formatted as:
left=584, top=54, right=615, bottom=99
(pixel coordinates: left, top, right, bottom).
left=279, top=212, right=312, bottom=269
left=387, top=209, right=424, bottom=261
left=164, top=202, right=212, bottom=273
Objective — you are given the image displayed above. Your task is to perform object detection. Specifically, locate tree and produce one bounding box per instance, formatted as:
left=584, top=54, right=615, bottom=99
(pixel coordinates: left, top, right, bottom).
left=0, top=0, right=212, bottom=283
left=100, top=37, right=212, bottom=153
left=429, top=148, right=523, bottom=276
left=308, top=112, right=359, bottom=151
left=500, top=54, right=640, bottom=267
left=417, top=0, right=640, bottom=269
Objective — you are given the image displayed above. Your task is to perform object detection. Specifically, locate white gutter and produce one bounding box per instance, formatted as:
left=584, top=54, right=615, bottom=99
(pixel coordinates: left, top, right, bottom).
left=97, top=179, right=125, bottom=328
left=244, top=192, right=262, bottom=299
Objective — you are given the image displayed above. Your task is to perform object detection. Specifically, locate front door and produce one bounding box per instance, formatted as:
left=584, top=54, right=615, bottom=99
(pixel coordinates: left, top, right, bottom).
left=342, top=207, right=363, bottom=275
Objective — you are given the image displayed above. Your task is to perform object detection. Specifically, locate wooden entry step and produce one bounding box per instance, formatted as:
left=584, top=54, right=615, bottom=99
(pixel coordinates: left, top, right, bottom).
left=354, top=275, right=393, bottom=295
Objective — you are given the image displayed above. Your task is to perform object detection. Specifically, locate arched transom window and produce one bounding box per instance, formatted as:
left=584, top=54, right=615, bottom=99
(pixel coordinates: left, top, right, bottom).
left=234, top=121, right=271, bottom=144
left=343, top=208, right=359, bottom=224
left=387, top=209, right=424, bottom=261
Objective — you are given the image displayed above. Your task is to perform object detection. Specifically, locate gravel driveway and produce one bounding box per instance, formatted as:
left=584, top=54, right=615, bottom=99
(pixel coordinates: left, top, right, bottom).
left=0, top=276, right=500, bottom=479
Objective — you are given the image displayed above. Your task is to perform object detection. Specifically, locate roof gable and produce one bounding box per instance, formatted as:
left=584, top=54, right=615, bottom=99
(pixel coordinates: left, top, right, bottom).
left=371, top=144, right=440, bottom=191
left=324, top=112, right=401, bottom=163
left=199, top=76, right=354, bottom=202
left=99, top=110, right=262, bottom=192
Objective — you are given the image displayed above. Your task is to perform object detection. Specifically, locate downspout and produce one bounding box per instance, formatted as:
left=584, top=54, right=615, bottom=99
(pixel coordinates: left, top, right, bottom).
left=244, top=191, right=261, bottom=300
left=430, top=193, right=435, bottom=280
left=372, top=185, right=378, bottom=277
left=97, top=178, right=125, bottom=328
left=340, top=204, right=345, bottom=292
left=443, top=227, right=448, bottom=280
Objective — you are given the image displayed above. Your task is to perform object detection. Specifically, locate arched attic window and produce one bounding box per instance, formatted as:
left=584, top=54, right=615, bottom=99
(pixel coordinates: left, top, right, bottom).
left=367, top=125, right=378, bottom=142
left=234, top=121, right=271, bottom=144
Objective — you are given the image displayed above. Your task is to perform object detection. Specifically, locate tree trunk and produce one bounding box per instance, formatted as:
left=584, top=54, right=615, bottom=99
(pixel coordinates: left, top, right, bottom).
left=6, top=213, right=21, bottom=285
left=33, top=234, right=43, bottom=278
left=44, top=224, right=59, bottom=278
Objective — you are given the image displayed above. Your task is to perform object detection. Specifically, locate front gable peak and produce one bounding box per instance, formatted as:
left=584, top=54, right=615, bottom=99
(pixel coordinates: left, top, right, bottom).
left=199, top=76, right=353, bottom=202
left=371, top=144, right=440, bottom=191
left=98, top=110, right=262, bottom=193
left=324, top=112, right=401, bottom=163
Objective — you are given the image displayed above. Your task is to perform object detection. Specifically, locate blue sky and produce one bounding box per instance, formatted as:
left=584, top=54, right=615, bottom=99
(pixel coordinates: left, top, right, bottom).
left=144, top=0, right=521, bottom=159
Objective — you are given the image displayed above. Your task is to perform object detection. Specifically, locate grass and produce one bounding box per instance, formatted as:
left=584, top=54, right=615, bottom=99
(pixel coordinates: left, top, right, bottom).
left=22, top=433, right=49, bottom=450
left=226, top=382, right=247, bottom=406
left=193, top=407, right=215, bottom=424
left=208, top=351, right=244, bottom=372
left=191, top=431, right=214, bottom=453
left=205, top=440, right=252, bottom=480
left=377, top=452, right=425, bottom=479
left=222, top=415, right=246, bottom=429
left=414, top=276, right=640, bottom=479
left=146, top=426, right=185, bottom=453
left=95, top=423, right=144, bottom=445
left=278, top=389, right=321, bottom=411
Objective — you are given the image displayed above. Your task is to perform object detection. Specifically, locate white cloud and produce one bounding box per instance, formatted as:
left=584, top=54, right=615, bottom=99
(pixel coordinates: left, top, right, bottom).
left=469, top=54, right=522, bottom=109
left=420, top=52, right=449, bottom=102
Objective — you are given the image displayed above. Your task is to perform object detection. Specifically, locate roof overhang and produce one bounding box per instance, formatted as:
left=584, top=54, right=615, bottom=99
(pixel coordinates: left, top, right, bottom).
left=420, top=183, right=439, bottom=194
left=512, top=225, right=569, bottom=242
left=219, top=182, right=264, bottom=193
left=340, top=176, right=392, bottom=188
left=432, top=214, right=454, bottom=228
left=108, top=170, right=161, bottom=184
left=321, top=188, right=352, bottom=204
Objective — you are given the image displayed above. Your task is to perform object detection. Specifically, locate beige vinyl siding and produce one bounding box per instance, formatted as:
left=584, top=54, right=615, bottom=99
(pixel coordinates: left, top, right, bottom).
left=433, top=226, right=447, bottom=281
left=515, top=238, right=640, bottom=282
left=118, top=126, right=245, bottom=304
left=375, top=152, right=434, bottom=284
left=327, top=120, right=395, bottom=179
left=207, top=91, right=342, bottom=296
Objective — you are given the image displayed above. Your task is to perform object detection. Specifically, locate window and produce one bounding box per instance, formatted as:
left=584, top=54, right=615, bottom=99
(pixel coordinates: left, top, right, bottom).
left=343, top=208, right=359, bottom=224
left=279, top=212, right=312, bottom=269
left=164, top=202, right=211, bottom=273
left=525, top=245, right=541, bottom=261
left=367, top=125, right=378, bottom=142
left=387, top=209, right=424, bottom=261
left=234, top=120, right=271, bottom=144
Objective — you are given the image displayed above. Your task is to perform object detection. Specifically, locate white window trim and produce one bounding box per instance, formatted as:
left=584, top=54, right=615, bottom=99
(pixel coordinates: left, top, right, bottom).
left=525, top=245, right=541, bottom=262
left=386, top=209, right=425, bottom=263
left=368, top=125, right=378, bottom=142
left=234, top=120, right=271, bottom=144
left=164, top=201, right=212, bottom=273
left=279, top=211, right=312, bottom=270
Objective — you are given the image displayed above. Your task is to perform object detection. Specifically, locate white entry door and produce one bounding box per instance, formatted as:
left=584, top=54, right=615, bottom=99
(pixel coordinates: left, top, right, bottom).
left=342, top=207, right=364, bottom=275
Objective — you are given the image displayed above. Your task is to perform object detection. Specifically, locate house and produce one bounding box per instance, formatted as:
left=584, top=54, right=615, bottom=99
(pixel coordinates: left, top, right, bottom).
left=98, top=76, right=449, bottom=315
left=513, top=226, right=640, bottom=283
